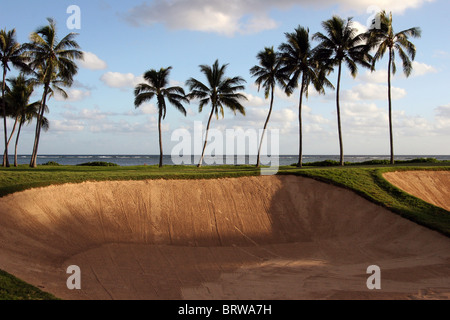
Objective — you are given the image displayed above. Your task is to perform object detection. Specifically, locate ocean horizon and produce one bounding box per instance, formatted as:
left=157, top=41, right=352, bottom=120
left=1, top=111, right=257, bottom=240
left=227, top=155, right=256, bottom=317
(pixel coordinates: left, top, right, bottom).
left=8, top=154, right=450, bottom=167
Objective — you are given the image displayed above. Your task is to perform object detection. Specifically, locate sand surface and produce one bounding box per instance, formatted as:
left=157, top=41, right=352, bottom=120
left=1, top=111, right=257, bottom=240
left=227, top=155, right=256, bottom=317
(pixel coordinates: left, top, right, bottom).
left=0, top=175, right=449, bottom=300
left=383, top=170, right=450, bottom=211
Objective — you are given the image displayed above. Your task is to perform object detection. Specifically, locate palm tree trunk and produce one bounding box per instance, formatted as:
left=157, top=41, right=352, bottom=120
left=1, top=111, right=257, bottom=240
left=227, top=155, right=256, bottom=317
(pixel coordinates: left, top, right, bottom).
left=298, top=78, right=305, bottom=168
left=30, top=85, right=49, bottom=168
left=14, top=121, right=23, bottom=167
left=256, top=86, right=274, bottom=168
left=198, top=107, right=215, bottom=168
left=3, top=116, right=18, bottom=162
left=336, top=61, right=344, bottom=166
left=2, top=66, right=10, bottom=167
left=388, top=48, right=394, bottom=165
left=158, top=111, right=163, bottom=168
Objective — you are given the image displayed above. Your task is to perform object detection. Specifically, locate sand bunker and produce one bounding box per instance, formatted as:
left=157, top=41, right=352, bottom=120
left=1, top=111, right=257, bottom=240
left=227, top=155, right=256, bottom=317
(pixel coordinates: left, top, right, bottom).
left=384, top=170, right=450, bottom=212
left=0, top=175, right=449, bottom=300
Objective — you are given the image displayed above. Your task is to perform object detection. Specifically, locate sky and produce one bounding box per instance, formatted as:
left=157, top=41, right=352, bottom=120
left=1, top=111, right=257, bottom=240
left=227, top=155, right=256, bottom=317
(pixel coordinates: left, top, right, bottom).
left=1, top=0, right=449, bottom=156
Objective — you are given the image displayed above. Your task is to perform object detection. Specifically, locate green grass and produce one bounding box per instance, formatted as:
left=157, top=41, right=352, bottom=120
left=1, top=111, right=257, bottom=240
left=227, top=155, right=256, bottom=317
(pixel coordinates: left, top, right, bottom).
left=285, top=166, right=450, bottom=237
left=0, top=161, right=449, bottom=300
left=0, top=270, right=58, bottom=300
left=0, top=164, right=263, bottom=197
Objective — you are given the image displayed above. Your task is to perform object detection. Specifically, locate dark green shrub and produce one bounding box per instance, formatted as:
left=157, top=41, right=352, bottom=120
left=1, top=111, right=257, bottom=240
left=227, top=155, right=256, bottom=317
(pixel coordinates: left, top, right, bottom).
left=41, top=161, right=60, bottom=166
left=77, top=161, right=119, bottom=167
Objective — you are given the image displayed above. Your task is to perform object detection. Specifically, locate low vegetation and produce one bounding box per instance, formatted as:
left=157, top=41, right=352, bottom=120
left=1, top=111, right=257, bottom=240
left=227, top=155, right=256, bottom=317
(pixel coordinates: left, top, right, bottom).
left=41, top=161, right=60, bottom=166
left=77, top=161, right=119, bottom=167
left=0, top=270, right=58, bottom=300
left=292, top=157, right=447, bottom=167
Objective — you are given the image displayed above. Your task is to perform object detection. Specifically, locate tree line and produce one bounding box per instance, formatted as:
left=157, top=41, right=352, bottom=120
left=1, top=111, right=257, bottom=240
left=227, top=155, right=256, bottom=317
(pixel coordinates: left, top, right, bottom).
left=1, top=12, right=420, bottom=168
left=135, top=11, right=421, bottom=168
left=1, top=18, right=83, bottom=168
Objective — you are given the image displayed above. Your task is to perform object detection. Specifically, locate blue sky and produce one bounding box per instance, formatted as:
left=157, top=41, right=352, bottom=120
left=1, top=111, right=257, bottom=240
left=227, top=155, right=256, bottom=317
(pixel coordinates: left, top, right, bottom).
left=1, top=0, right=449, bottom=155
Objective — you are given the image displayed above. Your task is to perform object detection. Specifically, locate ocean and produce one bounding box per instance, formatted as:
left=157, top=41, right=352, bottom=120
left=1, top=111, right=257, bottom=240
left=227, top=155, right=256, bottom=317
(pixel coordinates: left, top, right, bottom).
left=9, top=154, right=450, bottom=167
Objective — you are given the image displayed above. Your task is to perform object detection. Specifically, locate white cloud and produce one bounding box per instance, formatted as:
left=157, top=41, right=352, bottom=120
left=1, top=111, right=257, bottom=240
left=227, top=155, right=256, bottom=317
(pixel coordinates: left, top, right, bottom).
left=54, top=89, right=91, bottom=102
left=395, top=113, right=435, bottom=137
left=271, top=108, right=297, bottom=123
left=433, top=50, right=450, bottom=59
left=434, top=104, right=450, bottom=134
left=125, top=0, right=246, bottom=36
left=274, top=86, right=296, bottom=103
left=205, top=104, right=330, bottom=137
left=411, top=61, right=437, bottom=77
left=100, top=72, right=144, bottom=89
left=359, top=61, right=436, bottom=83
left=336, top=0, right=433, bottom=14
left=360, top=69, right=389, bottom=83
left=89, top=117, right=169, bottom=134
left=78, top=51, right=107, bottom=70
left=124, top=0, right=431, bottom=36
left=241, top=14, right=279, bottom=35
left=72, top=80, right=94, bottom=90
left=63, top=108, right=115, bottom=121
left=337, top=101, right=437, bottom=138
left=54, top=104, right=169, bottom=135
left=351, top=20, right=368, bottom=35
left=242, top=92, right=267, bottom=107
left=341, top=102, right=387, bottom=134
left=52, top=120, right=85, bottom=132
left=134, top=103, right=158, bottom=115
left=186, top=108, right=197, bottom=116
left=435, top=104, right=450, bottom=118
left=342, top=83, right=406, bottom=101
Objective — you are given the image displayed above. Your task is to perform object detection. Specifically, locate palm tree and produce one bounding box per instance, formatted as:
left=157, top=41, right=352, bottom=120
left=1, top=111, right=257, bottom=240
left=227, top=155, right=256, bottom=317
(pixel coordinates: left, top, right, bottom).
left=3, top=76, right=32, bottom=163
left=2, top=75, right=47, bottom=166
left=368, top=11, right=421, bottom=164
left=313, top=16, right=372, bottom=166
left=15, top=105, right=49, bottom=167
left=186, top=60, right=247, bottom=167
left=279, top=26, right=334, bottom=168
left=24, top=18, right=83, bottom=168
left=250, top=47, right=287, bottom=168
left=0, top=29, right=28, bottom=167
left=134, top=67, right=188, bottom=167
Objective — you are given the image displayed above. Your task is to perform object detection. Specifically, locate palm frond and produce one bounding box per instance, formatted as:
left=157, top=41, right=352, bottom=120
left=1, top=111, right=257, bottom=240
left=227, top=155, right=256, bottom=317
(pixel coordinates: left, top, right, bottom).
left=391, top=49, right=397, bottom=75
left=134, top=92, right=156, bottom=108
left=49, top=84, right=68, bottom=100
left=198, top=98, right=210, bottom=113
left=188, top=60, right=246, bottom=117
left=167, top=96, right=187, bottom=116
left=396, top=34, right=417, bottom=60
left=344, top=57, right=358, bottom=77
left=186, top=77, right=210, bottom=93
left=40, top=116, right=50, bottom=132
left=395, top=44, right=413, bottom=77
left=134, top=83, right=156, bottom=96
left=397, top=27, right=422, bottom=39
left=250, top=46, right=279, bottom=93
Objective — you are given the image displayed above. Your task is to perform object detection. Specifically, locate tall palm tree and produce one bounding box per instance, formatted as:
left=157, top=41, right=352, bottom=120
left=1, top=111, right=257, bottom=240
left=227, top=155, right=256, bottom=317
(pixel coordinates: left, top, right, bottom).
left=250, top=47, right=287, bottom=168
left=0, top=29, right=28, bottom=167
left=368, top=11, right=421, bottom=164
left=24, top=18, right=83, bottom=168
left=3, top=76, right=32, bottom=163
left=15, top=105, right=48, bottom=168
left=279, top=26, right=334, bottom=168
left=2, top=75, right=47, bottom=166
left=186, top=60, right=247, bottom=167
left=313, top=16, right=372, bottom=166
left=134, top=67, right=188, bottom=167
